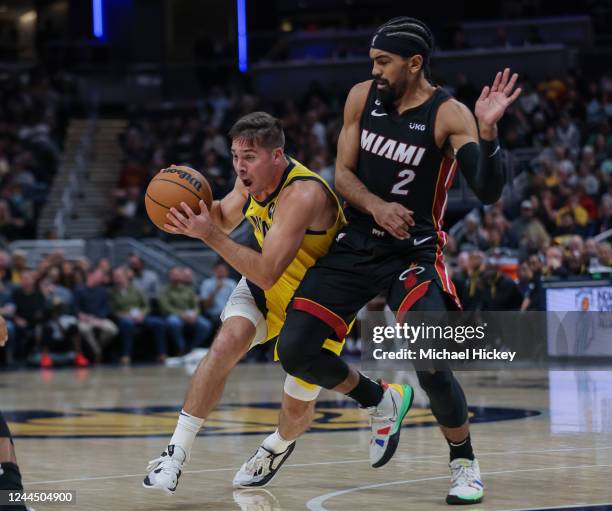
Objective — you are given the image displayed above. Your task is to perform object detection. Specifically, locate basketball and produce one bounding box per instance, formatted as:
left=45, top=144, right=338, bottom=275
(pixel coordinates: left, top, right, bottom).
left=145, top=165, right=213, bottom=232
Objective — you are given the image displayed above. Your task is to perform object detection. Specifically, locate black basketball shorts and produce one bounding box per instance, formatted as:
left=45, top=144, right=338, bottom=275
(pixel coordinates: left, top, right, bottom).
left=291, top=224, right=461, bottom=341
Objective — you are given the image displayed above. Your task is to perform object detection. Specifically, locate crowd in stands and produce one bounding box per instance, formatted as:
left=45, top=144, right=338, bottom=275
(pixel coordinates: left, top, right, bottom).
left=0, top=248, right=237, bottom=369
left=446, top=68, right=612, bottom=310
left=0, top=69, right=77, bottom=242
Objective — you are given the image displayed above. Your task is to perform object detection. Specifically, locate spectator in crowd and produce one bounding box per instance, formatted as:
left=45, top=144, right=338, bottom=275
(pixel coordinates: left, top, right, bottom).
left=494, top=27, right=512, bottom=48
left=96, top=258, right=112, bottom=283
left=595, top=195, right=612, bottom=235
left=556, top=112, right=581, bottom=153
left=0, top=71, right=72, bottom=241
left=0, top=199, right=26, bottom=240
left=73, top=268, right=118, bottom=363
left=584, top=237, right=599, bottom=267
left=9, top=250, right=27, bottom=286
left=483, top=208, right=517, bottom=249
left=510, top=200, right=550, bottom=254
left=454, top=73, right=480, bottom=110
left=453, top=213, right=489, bottom=251
left=544, top=245, right=567, bottom=278
left=110, top=266, right=167, bottom=365
left=59, top=260, right=86, bottom=290
left=450, top=28, right=471, bottom=50
left=481, top=260, right=524, bottom=311
left=38, top=274, right=88, bottom=367
left=0, top=250, right=11, bottom=285
left=596, top=242, right=612, bottom=269
left=453, top=250, right=486, bottom=310
left=106, top=186, right=145, bottom=237
left=40, top=265, right=73, bottom=306
left=158, top=267, right=212, bottom=354
left=554, top=210, right=582, bottom=242
left=199, top=262, right=237, bottom=327
left=128, top=254, right=160, bottom=298
left=563, top=244, right=590, bottom=277
left=518, top=81, right=541, bottom=116
left=518, top=260, right=544, bottom=311
left=11, top=270, right=46, bottom=365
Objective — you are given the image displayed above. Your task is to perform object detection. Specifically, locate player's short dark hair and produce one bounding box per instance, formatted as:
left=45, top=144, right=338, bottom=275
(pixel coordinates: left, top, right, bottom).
left=375, top=17, right=435, bottom=77
left=229, top=111, right=285, bottom=150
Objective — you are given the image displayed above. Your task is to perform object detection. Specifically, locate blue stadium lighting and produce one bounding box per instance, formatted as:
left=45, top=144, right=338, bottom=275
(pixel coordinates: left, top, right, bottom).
left=237, top=0, right=247, bottom=72
left=93, top=0, right=104, bottom=39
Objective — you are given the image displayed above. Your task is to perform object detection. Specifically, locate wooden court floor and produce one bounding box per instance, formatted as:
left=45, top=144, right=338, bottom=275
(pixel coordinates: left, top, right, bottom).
left=2, top=364, right=612, bottom=511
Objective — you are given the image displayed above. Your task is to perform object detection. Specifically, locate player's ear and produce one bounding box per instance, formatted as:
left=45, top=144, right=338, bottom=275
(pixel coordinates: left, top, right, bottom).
left=273, top=147, right=283, bottom=162
left=409, top=54, right=423, bottom=74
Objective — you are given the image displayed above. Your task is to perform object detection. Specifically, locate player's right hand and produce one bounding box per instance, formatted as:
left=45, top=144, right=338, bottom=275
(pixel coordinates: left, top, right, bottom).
left=0, top=315, right=8, bottom=347
left=371, top=201, right=415, bottom=240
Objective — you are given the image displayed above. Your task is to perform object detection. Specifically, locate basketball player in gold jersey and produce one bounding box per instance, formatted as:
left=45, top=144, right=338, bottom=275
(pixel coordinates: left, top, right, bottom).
left=143, top=111, right=350, bottom=493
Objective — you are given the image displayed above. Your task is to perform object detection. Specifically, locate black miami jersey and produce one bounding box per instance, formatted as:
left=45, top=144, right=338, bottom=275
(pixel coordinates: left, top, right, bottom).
left=346, top=81, right=457, bottom=244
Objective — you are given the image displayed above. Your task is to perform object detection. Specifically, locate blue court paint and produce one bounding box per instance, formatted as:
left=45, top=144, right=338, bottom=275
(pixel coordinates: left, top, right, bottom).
left=92, top=0, right=104, bottom=39
left=237, top=0, right=247, bottom=72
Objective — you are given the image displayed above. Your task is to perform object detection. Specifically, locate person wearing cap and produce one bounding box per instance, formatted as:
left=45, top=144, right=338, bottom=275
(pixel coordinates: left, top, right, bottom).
left=510, top=198, right=550, bottom=254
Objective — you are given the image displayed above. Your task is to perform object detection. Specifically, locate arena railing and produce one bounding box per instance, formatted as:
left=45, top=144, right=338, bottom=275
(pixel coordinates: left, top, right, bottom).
left=594, top=228, right=612, bottom=243
left=249, top=45, right=569, bottom=100
left=8, top=237, right=217, bottom=285
left=248, top=16, right=592, bottom=63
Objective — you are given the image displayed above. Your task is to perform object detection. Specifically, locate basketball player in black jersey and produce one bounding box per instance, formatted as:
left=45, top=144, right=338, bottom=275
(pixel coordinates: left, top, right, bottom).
left=268, top=17, right=520, bottom=504
left=0, top=316, right=29, bottom=511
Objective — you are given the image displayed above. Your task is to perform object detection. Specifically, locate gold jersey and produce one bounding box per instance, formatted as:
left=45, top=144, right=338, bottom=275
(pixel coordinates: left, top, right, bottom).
left=243, top=157, right=345, bottom=343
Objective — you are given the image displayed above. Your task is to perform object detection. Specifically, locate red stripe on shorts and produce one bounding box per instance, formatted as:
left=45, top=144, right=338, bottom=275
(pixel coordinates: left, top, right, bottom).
left=293, top=297, right=348, bottom=340
left=396, top=281, right=431, bottom=323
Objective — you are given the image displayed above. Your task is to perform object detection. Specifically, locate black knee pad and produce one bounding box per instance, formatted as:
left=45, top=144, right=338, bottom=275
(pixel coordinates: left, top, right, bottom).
left=277, top=309, right=349, bottom=389
left=417, top=370, right=468, bottom=428
left=418, top=370, right=454, bottom=392
left=277, top=324, right=311, bottom=380
left=277, top=309, right=326, bottom=377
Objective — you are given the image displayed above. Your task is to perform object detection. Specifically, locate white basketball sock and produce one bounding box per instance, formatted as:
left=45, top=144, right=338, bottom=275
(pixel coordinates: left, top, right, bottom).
left=169, top=409, right=204, bottom=461
left=263, top=429, right=294, bottom=454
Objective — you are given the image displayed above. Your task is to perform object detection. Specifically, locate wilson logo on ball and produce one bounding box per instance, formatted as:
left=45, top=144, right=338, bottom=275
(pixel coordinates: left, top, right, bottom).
left=145, top=165, right=213, bottom=233
left=160, top=167, right=203, bottom=191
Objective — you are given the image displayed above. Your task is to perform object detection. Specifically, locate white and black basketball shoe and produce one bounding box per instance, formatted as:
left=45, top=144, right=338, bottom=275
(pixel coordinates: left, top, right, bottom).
left=142, top=444, right=186, bottom=495
left=233, top=443, right=296, bottom=488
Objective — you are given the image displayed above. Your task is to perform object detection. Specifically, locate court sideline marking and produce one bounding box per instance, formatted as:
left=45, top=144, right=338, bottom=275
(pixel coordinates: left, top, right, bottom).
left=25, top=444, right=612, bottom=485
left=306, top=463, right=612, bottom=511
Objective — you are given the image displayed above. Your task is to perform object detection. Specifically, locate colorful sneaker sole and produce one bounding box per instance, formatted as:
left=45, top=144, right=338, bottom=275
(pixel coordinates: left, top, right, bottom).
left=372, top=384, right=414, bottom=468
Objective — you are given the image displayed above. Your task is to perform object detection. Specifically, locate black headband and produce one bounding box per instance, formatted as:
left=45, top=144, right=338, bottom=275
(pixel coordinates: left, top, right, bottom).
left=370, top=31, right=430, bottom=59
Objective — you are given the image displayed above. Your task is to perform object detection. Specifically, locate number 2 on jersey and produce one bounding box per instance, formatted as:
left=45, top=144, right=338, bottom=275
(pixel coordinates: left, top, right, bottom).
left=390, top=168, right=415, bottom=196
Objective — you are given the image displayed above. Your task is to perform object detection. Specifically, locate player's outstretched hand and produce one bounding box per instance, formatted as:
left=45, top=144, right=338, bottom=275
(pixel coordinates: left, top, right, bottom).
left=0, top=315, right=8, bottom=347
left=475, top=68, right=522, bottom=128
left=165, top=200, right=216, bottom=241
left=371, top=201, right=415, bottom=240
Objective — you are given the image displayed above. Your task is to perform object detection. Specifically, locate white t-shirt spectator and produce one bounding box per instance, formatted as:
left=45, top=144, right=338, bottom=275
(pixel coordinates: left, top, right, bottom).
left=199, top=276, right=237, bottom=318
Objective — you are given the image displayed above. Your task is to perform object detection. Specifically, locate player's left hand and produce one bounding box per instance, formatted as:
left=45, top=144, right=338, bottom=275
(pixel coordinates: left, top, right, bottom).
left=475, top=68, right=522, bottom=128
left=165, top=200, right=215, bottom=241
